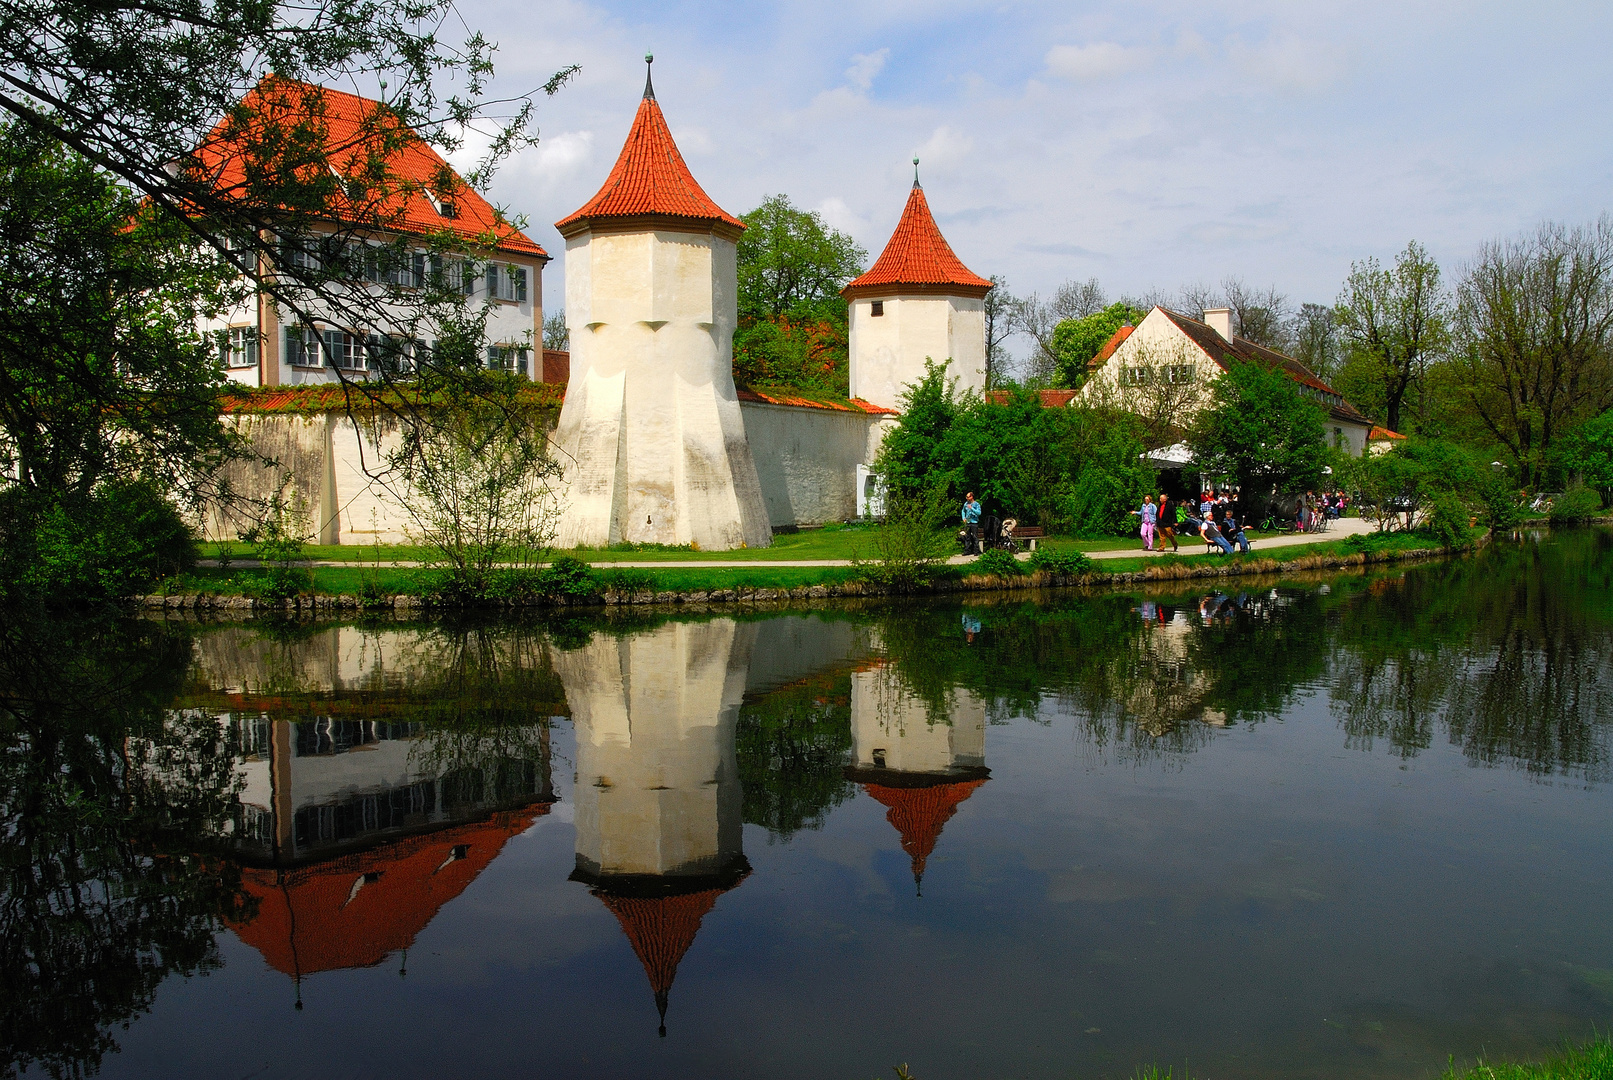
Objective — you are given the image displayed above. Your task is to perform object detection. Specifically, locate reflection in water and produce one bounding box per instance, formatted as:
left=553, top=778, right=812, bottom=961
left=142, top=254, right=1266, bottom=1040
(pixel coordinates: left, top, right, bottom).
left=1, top=529, right=1611, bottom=1079
left=846, top=658, right=989, bottom=893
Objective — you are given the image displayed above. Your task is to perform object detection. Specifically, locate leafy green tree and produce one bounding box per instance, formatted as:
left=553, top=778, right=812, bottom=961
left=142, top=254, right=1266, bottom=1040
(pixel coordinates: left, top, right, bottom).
left=1553, top=409, right=1613, bottom=506
left=737, top=195, right=866, bottom=323
left=1050, top=301, right=1147, bottom=387
left=1188, top=360, right=1328, bottom=506
left=872, top=360, right=961, bottom=506
left=1334, top=241, right=1450, bottom=435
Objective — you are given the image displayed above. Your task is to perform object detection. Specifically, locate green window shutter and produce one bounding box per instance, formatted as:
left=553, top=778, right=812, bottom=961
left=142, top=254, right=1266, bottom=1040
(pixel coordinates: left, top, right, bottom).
left=514, top=266, right=527, bottom=302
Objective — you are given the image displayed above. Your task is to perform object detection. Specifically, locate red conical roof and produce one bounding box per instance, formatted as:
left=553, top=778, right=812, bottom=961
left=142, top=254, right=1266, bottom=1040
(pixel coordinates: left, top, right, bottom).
left=861, top=778, right=987, bottom=888
left=843, top=183, right=992, bottom=299
left=555, top=71, right=743, bottom=239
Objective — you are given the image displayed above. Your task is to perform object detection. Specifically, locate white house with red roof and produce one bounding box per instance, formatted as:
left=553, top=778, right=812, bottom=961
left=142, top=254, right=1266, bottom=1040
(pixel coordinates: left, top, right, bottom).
left=1082, top=305, right=1377, bottom=455
left=843, top=167, right=993, bottom=412
left=196, top=76, right=549, bottom=387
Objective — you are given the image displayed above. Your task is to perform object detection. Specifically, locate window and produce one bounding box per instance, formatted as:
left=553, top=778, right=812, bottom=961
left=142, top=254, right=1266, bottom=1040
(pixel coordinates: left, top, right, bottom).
left=487, top=263, right=527, bottom=302
left=285, top=325, right=322, bottom=367
left=360, top=245, right=424, bottom=287
left=220, top=325, right=258, bottom=368
left=870, top=300, right=884, bottom=317
left=1164, top=364, right=1196, bottom=384
left=1120, top=365, right=1154, bottom=386
left=323, top=328, right=364, bottom=370
left=426, top=190, right=458, bottom=219
left=366, top=333, right=418, bottom=374
left=282, top=239, right=319, bottom=272
left=486, top=345, right=530, bottom=376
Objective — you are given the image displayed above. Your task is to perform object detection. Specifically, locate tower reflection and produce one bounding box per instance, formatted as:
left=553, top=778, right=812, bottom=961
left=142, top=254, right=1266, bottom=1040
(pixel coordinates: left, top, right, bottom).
left=553, top=619, right=754, bottom=1036
left=845, top=661, right=990, bottom=893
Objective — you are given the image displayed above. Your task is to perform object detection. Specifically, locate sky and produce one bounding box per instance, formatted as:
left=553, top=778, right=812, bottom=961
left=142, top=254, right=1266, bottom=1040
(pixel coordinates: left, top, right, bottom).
left=419, top=0, right=1612, bottom=351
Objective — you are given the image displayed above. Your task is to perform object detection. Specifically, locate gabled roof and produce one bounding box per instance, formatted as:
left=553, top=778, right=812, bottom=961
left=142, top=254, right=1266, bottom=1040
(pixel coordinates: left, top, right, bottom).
left=843, top=182, right=992, bottom=299
left=229, top=805, right=549, bottom=978
left=193, top=76, right=545, bottom=257
left=1091, top=324, right=1135, bottom=367
left=861, top=777, right=988, bottom=891
left=1152, top=308, right=1371, bottom=426
left=555, top=67, right=743, bottom=240
left=1368, top=426, right=1406, bottom=442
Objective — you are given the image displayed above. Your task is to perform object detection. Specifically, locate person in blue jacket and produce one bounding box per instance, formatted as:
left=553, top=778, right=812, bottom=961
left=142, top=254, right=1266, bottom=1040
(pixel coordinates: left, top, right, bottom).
left=961, top=492, right=982, bottom=554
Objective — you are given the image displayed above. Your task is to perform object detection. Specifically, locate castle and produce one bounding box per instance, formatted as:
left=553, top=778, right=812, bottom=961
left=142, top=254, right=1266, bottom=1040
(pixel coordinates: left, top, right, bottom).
left=202, top=65, right=992, bottom=548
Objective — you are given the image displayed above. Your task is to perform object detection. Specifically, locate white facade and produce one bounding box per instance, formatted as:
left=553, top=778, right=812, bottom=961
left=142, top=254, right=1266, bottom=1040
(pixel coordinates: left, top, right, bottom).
left=847, top=293, right=987, bottom=412
left=550, top=226, right=772, bottom=550
left=850, top=663, right=987, bottom=776
left=204, top=232, right=545, bottom=388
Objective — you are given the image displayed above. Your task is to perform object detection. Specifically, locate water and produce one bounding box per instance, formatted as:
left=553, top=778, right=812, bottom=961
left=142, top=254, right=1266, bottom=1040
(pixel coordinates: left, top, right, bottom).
left=4, top=530, right=1612, bottom=1080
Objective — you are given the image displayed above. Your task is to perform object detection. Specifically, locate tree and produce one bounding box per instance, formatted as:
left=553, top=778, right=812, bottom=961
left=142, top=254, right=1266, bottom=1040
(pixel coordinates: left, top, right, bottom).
left=543, top=309, right=569, bottom=351
left=1552, top=409, right=1613, bottom=506
left=1009, top=277, right=1106, bottom=382
left=1292, top=303, right=1341, bottom=383
left=1334, top=241, right=1450, bottom=434
left=983, top=275, right=1013, bottom=389
left=1188, top=360, right=1328, bottom=507
left=1049, top=301, right=1147, bottom=387
left=1220, top=277, right=1293, bottom=351
left=1454, top=219, right=1613, bottom=487
left=736, top=195, right=866, bottom=323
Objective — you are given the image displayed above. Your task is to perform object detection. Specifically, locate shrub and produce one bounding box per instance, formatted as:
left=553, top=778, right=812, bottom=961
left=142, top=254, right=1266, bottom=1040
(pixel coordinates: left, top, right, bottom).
left=974, top=549, right=1023, bottom=577
left=535, top=555, right=599, bottom=599
left=1548, top=482, right=1603, bottom=524
left=3, top=480, right=196, bottom=602
left=598, top=567, right=656, bottom=593
left=1481, top=482, right=1524, bottom=532
left=1424, top=494, right=1472, bottom=549
left=248, top=565, right=313, bottom=603
left=1028, top=548, right=1093, bottom=577
left=851, top=486, right=951, bottom=592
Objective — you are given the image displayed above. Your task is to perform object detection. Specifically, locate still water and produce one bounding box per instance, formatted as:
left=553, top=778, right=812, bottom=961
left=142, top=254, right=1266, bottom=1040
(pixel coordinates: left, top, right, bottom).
left=4, top=530, right=1612, bottom=1080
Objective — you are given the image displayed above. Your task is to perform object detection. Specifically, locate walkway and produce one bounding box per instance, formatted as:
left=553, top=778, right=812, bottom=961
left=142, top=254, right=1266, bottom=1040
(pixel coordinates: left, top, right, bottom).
left=201, top=518, right=1375, bottom=570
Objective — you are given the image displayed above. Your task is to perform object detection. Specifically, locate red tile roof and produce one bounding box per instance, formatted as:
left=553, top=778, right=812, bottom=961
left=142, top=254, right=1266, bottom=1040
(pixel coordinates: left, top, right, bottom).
left=192, top=76, right=545, bottom=257
left=555, top=74, right=743, bottom=239
left=220, top=382, right=566, bottom=414
left=229, top=805, right=548, bottom=978
left=843, top=183, right=992, bottom=299
left=861, top=777, right=988, bottom=889
left=1368, top=426, right=1405, bottom=441
left=736, top=387, right=899, bottom=416
left=1091, top=324, right=1135, bottom=366
left=983, top=389, right=1078, bottom=408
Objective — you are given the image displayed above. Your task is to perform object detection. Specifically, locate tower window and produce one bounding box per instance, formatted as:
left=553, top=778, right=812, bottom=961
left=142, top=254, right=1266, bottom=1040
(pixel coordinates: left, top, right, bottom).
left=870, top=301, right=884, bottom=317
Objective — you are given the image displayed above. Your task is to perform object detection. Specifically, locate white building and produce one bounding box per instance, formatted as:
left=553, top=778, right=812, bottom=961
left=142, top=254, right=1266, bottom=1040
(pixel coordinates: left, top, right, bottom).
left=194, top=77, right=548, bottom=387
left=843, top=167, right=993, bottom=413
left=1081, top=305, right=1375, bottom=454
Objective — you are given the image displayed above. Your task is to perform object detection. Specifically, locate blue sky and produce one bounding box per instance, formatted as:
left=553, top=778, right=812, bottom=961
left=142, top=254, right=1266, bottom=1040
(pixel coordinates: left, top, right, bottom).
left=438, top=0, right=1612, bottom=344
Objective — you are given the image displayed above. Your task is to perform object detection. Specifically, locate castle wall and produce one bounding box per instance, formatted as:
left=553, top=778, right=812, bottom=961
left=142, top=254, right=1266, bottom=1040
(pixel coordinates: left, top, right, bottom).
left=737, top=400, right=886, bottom=527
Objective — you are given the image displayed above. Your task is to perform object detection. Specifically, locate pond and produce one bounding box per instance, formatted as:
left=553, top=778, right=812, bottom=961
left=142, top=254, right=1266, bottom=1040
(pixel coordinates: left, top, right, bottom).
left=3, top=529, right=1612, bottom=1080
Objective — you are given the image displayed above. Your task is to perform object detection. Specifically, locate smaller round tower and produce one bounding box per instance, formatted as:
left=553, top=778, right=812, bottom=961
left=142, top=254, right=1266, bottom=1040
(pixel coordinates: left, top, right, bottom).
left=843, top=162, right=993, bottom=413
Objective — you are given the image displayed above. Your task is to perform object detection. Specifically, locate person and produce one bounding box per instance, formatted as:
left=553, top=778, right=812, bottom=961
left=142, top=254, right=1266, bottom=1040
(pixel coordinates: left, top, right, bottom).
left=1199, top=515, right=1234, bottom=554
left=1223, top=509, right=1252, bottom=553
left=962, top=611, right=981, bottom=644
left=1130, top=494, right=1158, bottom=551
left=961, top=492, right=981, bottom=554
left=1200, top=491, right=1215, bottom=519
left=1157, top=494, right=1180, bottom=552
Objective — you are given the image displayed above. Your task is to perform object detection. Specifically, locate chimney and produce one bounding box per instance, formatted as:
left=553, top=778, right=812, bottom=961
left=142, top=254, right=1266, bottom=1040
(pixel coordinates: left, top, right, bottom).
left=1204, top=307, right=1233, bottom=342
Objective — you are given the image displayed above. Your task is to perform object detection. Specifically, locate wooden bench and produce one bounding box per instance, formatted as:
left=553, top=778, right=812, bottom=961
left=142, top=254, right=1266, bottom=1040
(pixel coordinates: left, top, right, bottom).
left=1009, top=525, right=1045, bottom=551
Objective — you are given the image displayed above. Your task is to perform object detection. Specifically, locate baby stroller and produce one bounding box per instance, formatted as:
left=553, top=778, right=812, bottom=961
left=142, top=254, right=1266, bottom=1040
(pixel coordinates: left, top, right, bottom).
left=959, top=514, right=1023, bottom=556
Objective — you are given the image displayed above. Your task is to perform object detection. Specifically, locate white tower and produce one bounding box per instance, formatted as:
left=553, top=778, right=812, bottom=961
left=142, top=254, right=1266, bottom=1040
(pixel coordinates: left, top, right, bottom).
left=550, top=59, right=771, bottom=550
left=843, top=163, right=993, bottom=413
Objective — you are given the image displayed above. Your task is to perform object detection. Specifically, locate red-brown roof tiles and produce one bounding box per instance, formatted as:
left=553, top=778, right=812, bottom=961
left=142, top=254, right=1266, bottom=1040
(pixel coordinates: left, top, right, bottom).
left=1092, top=324, right=1135, bottom=366
left=1368, top=426, right=1406, bottom=441
left=843, top=183, right=992, bottom=299
left=193, top=76, right=545, bottom=258
left=555, top=75, right=743, bottom=239
left=736, top=388, right=899, bottom=416
left=861, top=778, right=988, bottom=888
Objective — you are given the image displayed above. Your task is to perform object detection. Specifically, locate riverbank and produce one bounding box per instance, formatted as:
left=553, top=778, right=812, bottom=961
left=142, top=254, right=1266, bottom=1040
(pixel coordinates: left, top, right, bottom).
left=141, top=526, right=1495, bottom=614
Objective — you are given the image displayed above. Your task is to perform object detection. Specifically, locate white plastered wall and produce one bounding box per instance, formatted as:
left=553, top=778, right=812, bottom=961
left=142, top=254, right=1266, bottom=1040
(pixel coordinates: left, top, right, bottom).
left=849, top=664, right=987, bottom=774
left=551, top=227, right=771, bottom=550
left=847, top=294, right=987, bottom=412
left=554, top=619, right=751, bottom=879
left=738, top=401, right=884, bottom=527
left=1078, top=307, right=1222, bottom=411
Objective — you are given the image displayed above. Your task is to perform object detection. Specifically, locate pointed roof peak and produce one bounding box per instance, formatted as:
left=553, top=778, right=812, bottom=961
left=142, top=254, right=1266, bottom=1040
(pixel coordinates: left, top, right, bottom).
left=643, top=53, right=655, bottom=100
left=842, top=181, right=992, bottom=299
left=860, top=777, right=988, bottom=888
left=555, top=66, right=742, bottom=239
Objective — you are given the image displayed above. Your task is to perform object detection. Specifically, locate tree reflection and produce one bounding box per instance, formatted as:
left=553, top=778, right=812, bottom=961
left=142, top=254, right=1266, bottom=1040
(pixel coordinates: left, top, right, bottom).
left=0, top=613, right=248, bottom=1079
left=735, top=669, right=855, bottom=838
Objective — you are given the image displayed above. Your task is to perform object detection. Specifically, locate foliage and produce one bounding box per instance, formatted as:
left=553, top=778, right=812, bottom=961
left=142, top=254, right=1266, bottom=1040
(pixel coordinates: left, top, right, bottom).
left=732, top=315, right=849, bottom=396
left=1292, top=302, right=1341, bottom=383
left=1425, top=493, right=1472, bottom=549
left=1059, top=421, right=1157, bottom=537
left=1007, top=277, right=1108, bottom=383
left=1454, top=217, right=1613, bottom=486
left=535, top=555, right=598, bottom=598
left=1188, top=359, right=1327, bottom=508
left=737, top=195, right=866, bottom=323
left=597, top=567, right=657, bottom=594
left=1339, top=437, right=1489, bottom=533
left=1050, top=301, right=1147, bottom=387
left=983, top=275, right=1013, bottom=388
left=974, top=549, right=1023, bottom=577
left=388, top=374, right=562, bottom=598
left=735, top=670, right=854, bottom=838
left=241, top=484, right=313, bottom=600
left=1333, top=240, right=1450, bottom=434
left=542, top=308, right=569, bottom=352
left=852, top=486, right=952, bottom=591
left=1441, top=1034, right=1613, bottom=1079
left=1028, top=548, right=1094, bottom=576
left=1552, top=409, right=1613, bottom=506
left=872, top=360, right=961, bottom=507
left=1549, top=483, right=1603, bottom=524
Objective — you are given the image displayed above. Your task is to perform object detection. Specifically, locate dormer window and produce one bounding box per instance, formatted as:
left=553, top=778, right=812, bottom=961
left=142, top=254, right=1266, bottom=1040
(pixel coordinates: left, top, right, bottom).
left=870, top=300, right=884, bottom=317
left=425, top=189, right=457, bottom=218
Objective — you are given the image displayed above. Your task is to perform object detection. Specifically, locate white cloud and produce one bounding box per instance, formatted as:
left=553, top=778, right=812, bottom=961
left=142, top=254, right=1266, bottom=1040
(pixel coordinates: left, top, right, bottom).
left=1044, top=42, right=1153, bottom=82
left=845, top=48, right=890, bottom=93
left=1228, top=34, right=1352, bottom=92
left=915, top=125, right=974, bottom=173
left=533, top=130, right=593, bottom=178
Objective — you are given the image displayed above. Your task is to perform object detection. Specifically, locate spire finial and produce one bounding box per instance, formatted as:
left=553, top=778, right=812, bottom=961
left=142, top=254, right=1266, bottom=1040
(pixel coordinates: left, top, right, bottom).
left=643, top=53, right=655, bottom=100
left=913, top=157, right=921, bottom=188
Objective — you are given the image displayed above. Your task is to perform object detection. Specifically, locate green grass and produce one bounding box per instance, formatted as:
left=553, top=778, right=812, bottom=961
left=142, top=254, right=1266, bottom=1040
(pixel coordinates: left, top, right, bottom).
left=1444, top=1034, right=1613, bottom=1079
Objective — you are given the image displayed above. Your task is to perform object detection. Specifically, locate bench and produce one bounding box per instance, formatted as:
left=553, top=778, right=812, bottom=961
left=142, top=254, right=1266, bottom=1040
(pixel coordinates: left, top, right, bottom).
left=1009, top=526, right=1045, bottom=551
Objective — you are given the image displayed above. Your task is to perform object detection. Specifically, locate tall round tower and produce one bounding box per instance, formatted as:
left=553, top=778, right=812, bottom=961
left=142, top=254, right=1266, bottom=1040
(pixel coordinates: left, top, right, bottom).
left=551, top=59, right=771, bottom=550
left=843, top=164, right=993, bottom=413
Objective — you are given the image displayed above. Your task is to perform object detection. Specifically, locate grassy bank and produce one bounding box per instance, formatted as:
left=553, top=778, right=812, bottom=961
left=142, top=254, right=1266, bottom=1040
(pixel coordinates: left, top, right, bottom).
left=1442, top=1035, right=1613, bottom=1078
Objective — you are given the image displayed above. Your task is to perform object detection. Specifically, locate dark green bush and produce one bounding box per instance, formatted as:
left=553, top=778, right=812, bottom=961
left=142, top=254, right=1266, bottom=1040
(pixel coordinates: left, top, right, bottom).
left=248, top=565, right=313, bottom=602
left=1424, top=494, right=1472, bottom=549
left=1548, top=482, right=1603, bottom=524
left=536, top=555, right=600, bottom=599
left=598, top=567, right=656, bottom=593
left=1, top=481, right=195, bottom=602
left=1028, top=548, right=1094, bottom=577
left=974, top=549, right=1023, bottom=577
